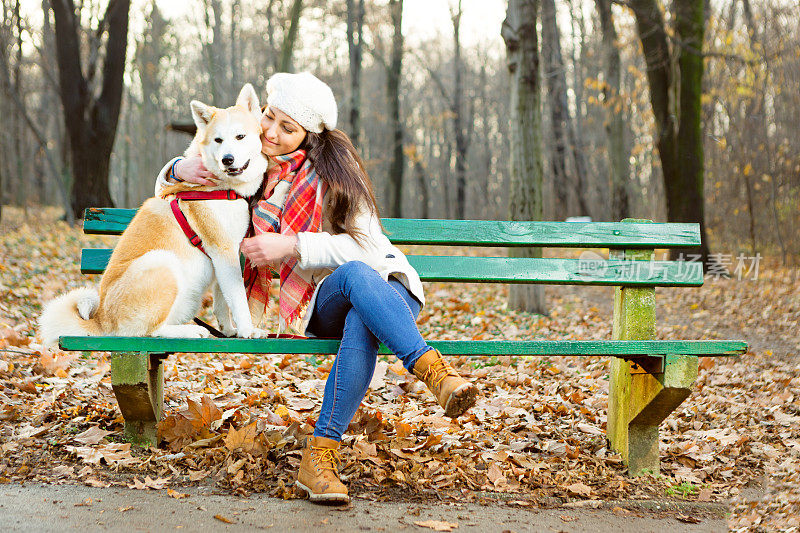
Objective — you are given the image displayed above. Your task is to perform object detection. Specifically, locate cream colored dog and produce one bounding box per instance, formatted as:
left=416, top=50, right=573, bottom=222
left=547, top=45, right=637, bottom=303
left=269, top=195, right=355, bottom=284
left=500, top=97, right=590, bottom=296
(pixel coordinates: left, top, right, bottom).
left=40, top=84, right=288, bottom=345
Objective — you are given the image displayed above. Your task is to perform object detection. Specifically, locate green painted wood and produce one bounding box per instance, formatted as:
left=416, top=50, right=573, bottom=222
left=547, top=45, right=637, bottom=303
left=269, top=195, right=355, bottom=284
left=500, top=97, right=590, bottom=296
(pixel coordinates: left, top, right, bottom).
left=80, top=249, right=705, bottom=287
left=607, top=221, right=702, bottom=477
left=83, top=208, right=701, bottom=248
left=110, top=352, right=163, bottom=447
left=59, top=336, right=747, bottom=356
left=609, top=243, right=661, bottom=476
left=83, top=208, right=135, bottom=235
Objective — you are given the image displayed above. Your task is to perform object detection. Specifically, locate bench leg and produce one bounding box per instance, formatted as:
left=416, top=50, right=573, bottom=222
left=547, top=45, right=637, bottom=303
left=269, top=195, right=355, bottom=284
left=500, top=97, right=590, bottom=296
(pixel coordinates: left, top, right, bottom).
left=608, top=353, right=698, bottom=475
left=606, top=232, right=699, bottom=476
left=110, top=352, right=166, bottom=447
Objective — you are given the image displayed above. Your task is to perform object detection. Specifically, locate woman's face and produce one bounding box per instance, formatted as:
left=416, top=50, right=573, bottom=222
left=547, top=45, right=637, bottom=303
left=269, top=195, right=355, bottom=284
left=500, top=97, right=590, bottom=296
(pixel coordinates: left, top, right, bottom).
left=260, top=106, right=307, bottom=157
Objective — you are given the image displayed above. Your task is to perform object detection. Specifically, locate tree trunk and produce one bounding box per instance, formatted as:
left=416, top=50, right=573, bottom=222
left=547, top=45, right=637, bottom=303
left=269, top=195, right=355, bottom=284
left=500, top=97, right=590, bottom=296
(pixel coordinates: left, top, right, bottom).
left=503, top=0, right=546, bottom=315
left=346, top=0, right=364, bottom=147
left=540, top=0, right=569, bottom=217
left=565, top=0, right=592, bottom=217
left=673, top=0, right=710, bottom=260
left=279, top=0, right=304, bottom=73
left=412, top=149, right=430, bottom=219
left=52, top=0, right=130, bottom=219
left=386, top=0, right=404, bottom=218
left=595, top=0, right=630, bottom=220
left=630, top=0, right=709, bottom=261
left=452, top=0, right=468, bottom=220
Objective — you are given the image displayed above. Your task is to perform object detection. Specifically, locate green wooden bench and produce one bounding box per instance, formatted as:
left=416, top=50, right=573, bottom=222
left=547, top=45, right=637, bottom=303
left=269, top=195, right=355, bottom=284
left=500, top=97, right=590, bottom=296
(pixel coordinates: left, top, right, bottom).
left=61, top=208, right=747, bottom=476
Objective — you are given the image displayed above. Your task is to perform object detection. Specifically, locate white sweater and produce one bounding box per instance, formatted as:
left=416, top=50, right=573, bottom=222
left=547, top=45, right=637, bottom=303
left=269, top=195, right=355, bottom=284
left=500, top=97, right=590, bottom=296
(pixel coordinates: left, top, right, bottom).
left=155, top=158, right=425, bottom=334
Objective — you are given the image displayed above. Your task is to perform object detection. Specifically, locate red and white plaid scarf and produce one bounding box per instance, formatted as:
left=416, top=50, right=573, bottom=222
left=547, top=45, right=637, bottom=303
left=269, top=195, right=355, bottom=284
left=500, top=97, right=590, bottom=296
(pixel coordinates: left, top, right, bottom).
left=244, top=149, right=326, bottom=329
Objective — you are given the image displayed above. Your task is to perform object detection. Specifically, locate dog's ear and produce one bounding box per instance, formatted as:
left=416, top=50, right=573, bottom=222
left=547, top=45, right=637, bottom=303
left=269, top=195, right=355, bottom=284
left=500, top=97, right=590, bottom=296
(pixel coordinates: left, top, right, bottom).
left=190, top=100, right=215, bottom=131
left=235, top=83, right=261, bottom=120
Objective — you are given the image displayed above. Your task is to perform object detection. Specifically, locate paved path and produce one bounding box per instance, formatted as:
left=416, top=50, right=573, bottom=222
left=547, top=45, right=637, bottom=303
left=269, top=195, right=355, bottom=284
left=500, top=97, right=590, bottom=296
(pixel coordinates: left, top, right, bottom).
left=0, top=483, right=726, bottom=532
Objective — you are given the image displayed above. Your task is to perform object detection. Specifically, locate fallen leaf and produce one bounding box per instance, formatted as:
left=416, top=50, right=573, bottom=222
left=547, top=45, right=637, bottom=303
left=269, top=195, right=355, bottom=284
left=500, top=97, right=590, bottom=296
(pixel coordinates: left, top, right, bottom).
left=167, top=488, right=190, bottom=499
left=73, top=426, right=112, bottom=445
left=128, top=476, right=170, bottom=490
left=224, top=422, right=260, bottom=453
left=186, top=396, right=222, bottom=429
left=566, top=482, right=593, bottom=498
left=414, top=519, right=459, bottom=532
left=214, top=514, right=235, bottom=524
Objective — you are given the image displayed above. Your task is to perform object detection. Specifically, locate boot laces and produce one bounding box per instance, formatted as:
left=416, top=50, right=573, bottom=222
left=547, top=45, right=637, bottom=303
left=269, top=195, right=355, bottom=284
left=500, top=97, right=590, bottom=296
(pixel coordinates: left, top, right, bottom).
left=422, top=357, right=458, bottom=387
left=311, top=447, right=341, bottom=472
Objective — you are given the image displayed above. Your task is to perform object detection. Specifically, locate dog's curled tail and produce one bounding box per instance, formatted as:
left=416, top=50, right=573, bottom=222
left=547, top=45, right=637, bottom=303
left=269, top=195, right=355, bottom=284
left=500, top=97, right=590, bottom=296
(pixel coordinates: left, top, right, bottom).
left=39, top=287, right=102, bottom=347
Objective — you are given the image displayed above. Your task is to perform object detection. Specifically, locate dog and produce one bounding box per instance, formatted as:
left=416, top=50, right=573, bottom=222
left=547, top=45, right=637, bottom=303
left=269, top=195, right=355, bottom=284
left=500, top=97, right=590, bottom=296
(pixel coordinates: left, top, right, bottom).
left=40, top=83, right=289, bottom=345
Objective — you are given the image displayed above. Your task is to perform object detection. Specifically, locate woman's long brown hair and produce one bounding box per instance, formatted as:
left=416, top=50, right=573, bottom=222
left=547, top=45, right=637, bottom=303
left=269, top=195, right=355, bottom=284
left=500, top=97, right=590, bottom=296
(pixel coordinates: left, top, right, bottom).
left=302, top=129, right=381, bottom=242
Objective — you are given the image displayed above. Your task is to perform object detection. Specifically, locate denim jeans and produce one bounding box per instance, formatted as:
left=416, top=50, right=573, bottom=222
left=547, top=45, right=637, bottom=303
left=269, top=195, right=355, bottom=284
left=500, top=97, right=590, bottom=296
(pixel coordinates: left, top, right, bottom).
left=307, top=261, right=431, bottom=441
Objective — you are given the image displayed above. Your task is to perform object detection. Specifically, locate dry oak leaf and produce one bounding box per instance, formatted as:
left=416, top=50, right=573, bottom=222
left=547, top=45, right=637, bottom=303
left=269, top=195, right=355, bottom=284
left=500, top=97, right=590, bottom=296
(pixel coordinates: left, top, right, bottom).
left=566, top=482, right=593, bottom=498
left=128, top=476, right=170, bottom=490
left=73, top=426, right=113, bottom=445
left=395, top=422, right=413, bottom=438
left=214, top=514, right=235, bottom=524
left=167, top=488, right=190, bottom=499
left=224, top=422, right=260, bottom=453
left=414, top=520, right=459, bottom=532
left=186, top=395, right=222, bottom=429
left=158, top=413, right=196, bottom=451
left=286, top=397, right=316, bottom=411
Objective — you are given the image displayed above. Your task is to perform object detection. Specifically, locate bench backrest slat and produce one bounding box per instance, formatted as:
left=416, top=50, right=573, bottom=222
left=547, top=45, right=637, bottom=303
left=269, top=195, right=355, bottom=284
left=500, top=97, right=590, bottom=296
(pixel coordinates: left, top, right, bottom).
left=80, top=249, right=703, bottom=287
left=83, top=208, right=701, bottom=248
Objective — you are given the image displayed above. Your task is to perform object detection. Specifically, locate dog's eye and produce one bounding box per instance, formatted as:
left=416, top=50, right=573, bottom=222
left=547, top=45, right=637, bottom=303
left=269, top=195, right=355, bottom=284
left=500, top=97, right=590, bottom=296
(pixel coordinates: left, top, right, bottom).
left=235, top=134, right=245, bottom=140
left=214, top=137, right=222, bottom=143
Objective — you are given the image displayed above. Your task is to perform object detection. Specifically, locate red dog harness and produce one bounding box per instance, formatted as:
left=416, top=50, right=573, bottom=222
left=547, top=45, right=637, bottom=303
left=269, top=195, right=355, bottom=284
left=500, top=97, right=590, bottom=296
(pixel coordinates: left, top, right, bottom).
left=170, top=190, right=244, bottom=257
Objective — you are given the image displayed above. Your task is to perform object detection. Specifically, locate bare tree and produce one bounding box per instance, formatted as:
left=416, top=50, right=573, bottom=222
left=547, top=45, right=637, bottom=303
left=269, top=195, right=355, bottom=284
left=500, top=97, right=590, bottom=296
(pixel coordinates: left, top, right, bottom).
left=386, top=0, right=404, bottom=218
left=51, top=0, right=131, bottom=219
left=503, top=0, right=546, bottom=314
left=595, top=0, right=630, bottom=220
left=280, top=0, right=304, bottom=72
left=451, top=0, right=473, bottom=220
left=346, top=0, right=365, bottom=147
left=629, top=0, right=710, bottom=261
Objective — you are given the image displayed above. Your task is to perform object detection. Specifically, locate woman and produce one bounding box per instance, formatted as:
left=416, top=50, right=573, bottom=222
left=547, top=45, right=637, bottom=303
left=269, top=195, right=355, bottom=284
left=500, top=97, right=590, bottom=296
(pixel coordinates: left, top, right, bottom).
left=157, top=72, right=477, bottom=504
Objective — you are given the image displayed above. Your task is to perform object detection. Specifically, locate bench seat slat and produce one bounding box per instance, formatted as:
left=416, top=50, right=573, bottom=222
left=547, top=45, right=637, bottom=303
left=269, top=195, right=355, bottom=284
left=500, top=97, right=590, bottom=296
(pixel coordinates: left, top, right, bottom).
left=83, top=208, right=701, bottom=248
left=80, top=249, right=703, bottom=287
left=59, top=336, right=747, bottom=356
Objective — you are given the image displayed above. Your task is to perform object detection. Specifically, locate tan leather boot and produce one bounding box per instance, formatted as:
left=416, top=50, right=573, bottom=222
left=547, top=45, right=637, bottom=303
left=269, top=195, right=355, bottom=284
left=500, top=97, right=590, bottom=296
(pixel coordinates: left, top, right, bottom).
left=295, top=436, right=349, bottom=504
left=413, top=349, right=477, bottom=418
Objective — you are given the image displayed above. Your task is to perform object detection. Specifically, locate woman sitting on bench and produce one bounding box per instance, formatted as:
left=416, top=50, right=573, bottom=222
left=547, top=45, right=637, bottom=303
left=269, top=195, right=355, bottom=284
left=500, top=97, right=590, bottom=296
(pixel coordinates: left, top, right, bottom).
left=156, top=72, right=478, bottom=504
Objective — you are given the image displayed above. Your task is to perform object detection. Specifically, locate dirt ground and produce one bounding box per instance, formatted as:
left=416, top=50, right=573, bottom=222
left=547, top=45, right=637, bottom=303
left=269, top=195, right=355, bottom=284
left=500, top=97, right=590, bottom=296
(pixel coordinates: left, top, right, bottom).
left=0, top=482, right=729, bottom=532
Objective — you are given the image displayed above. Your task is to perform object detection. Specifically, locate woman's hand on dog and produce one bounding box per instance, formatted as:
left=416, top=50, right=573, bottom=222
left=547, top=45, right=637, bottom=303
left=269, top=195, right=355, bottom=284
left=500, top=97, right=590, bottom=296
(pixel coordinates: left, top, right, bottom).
left=174, top=154, right=218, bottom=186
left=241, top=234, right=299, bottom=267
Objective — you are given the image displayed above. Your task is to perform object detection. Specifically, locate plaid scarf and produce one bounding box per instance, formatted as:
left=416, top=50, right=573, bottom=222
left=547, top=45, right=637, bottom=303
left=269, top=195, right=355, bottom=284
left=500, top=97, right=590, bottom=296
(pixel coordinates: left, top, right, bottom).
left=244, top=149, right=327, bottom=329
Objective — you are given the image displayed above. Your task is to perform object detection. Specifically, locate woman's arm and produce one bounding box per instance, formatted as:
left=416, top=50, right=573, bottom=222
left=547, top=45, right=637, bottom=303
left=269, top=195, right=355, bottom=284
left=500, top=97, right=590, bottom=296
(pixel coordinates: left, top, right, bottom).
left=154, top=154, right=218, bottom=195
left=295, top=209, right=386, bottom=270
left=240, top=209, right=386, bottom=270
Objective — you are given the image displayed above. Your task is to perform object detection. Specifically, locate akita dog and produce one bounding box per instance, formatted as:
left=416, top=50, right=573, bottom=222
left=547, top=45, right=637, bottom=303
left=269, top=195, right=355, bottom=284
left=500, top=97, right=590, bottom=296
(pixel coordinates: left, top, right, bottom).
left=40, top=83, right=288, bottom=345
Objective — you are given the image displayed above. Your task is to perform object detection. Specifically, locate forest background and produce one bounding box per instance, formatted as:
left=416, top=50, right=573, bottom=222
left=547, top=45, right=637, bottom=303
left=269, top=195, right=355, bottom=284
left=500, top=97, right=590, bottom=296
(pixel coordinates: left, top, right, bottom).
left=0, top=0, right=798, bottom=267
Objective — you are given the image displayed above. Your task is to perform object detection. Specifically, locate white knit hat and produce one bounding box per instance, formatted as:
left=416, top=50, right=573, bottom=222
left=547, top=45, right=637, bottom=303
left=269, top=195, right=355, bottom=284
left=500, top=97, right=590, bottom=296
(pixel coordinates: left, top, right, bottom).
left=266, top=72, right=337, bottom=133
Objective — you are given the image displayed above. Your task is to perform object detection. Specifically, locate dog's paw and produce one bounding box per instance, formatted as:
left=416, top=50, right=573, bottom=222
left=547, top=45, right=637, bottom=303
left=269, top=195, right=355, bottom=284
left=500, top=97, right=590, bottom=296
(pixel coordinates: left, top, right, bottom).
left=219, top=324, right=238, bottom=337
left=239, top=327, right=268, bottom=339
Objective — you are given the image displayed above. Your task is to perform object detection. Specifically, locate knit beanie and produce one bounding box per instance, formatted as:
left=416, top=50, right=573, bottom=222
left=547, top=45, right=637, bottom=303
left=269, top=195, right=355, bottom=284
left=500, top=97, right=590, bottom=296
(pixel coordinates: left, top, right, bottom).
left=266, top=72, right=337, bottom=133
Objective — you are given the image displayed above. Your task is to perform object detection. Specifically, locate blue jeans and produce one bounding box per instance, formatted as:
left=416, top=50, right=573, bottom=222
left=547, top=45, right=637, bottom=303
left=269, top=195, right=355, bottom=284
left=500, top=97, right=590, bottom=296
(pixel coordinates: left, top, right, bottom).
left=307, top=261, right=432, bottom=441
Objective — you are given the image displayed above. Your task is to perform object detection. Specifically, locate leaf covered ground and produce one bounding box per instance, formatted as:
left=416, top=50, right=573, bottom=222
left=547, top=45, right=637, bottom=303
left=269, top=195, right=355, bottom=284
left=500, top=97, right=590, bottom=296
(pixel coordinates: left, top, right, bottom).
left=1, top=207, right=798, bottom=531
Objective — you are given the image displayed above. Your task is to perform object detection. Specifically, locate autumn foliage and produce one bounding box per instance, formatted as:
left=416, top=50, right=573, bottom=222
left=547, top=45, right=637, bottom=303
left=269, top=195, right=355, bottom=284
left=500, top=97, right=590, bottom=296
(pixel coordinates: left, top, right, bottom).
left=1, top=209, right=798, bottom=530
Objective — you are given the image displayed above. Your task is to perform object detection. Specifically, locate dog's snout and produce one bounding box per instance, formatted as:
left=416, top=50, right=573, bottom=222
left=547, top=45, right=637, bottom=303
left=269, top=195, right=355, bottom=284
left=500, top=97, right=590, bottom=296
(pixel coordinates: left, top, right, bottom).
left=221, top=154, right=234, bottom=167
